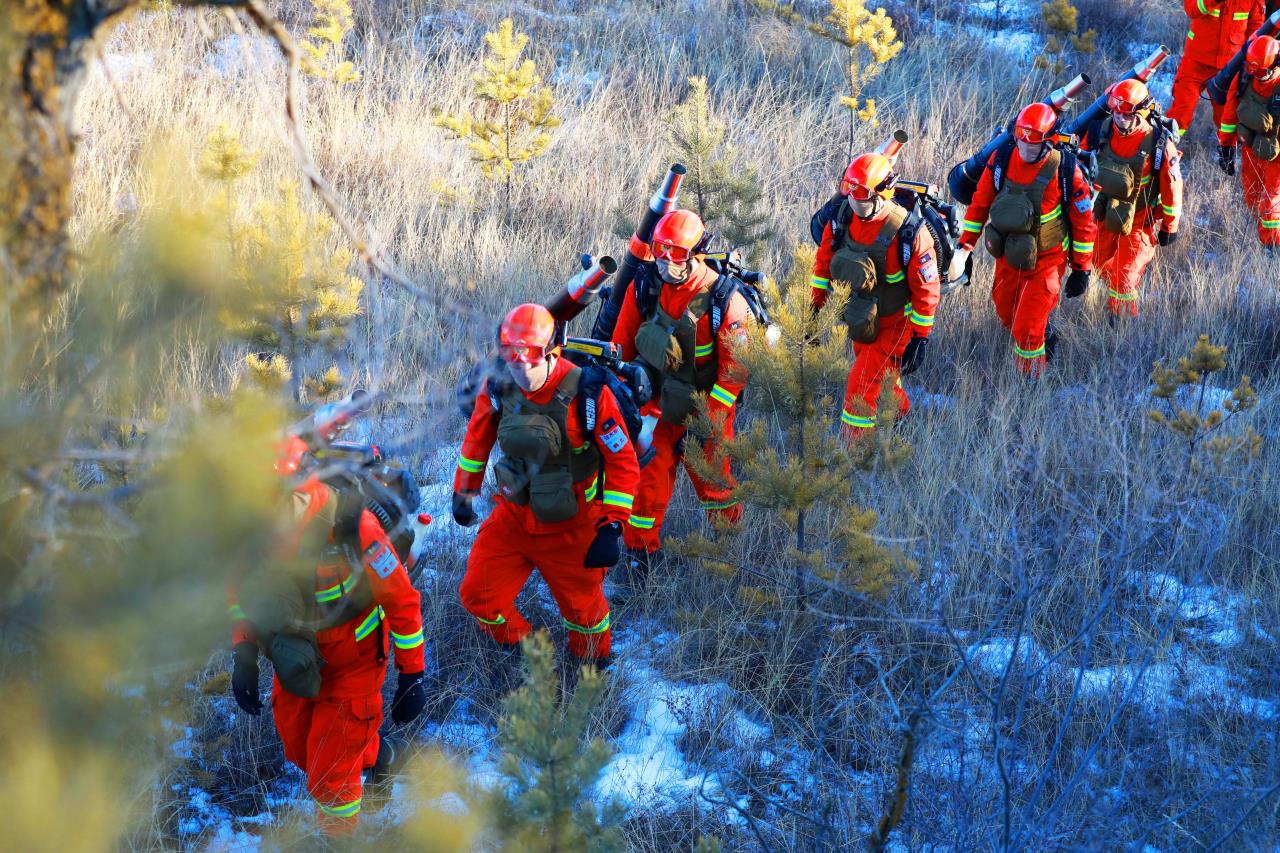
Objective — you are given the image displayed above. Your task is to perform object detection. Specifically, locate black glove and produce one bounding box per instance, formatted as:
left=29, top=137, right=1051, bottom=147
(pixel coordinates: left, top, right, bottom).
left=584, top=520, right=623, bottom=568
left=231, top=642, right=263, bottom=716
left=391, top=671, right=427, bottom=725
left=1157, top=229, right=1178, bottom=247
left=1064, top=269, right=1090, bottom=299
left=451, top=492, right=478, bottom=527
left=899, top=336, right=928, bottom=376
left=1217, top=144, right=1237, bottom=176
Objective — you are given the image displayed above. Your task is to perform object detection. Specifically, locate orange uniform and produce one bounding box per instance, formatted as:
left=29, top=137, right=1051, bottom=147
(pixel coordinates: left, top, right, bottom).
left=612, top=259, right=750, bottom=552
left=810, top=203, right=940, bottom=433
left=454, top=356, right=639, bottom=659
left=960, top=147, right=1096, bottom=376
left=229, top=480, right=424, bottom=834
left=1170, top=0, right=1266, bottom=133
left=1219, top=72, right=1280, bottom=245
left=1082, top=116, right=1185, bottom=316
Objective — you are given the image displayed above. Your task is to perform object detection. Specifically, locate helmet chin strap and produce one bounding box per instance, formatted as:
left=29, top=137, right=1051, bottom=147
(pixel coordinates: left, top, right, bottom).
left=852, top=196, right=883, bottom=220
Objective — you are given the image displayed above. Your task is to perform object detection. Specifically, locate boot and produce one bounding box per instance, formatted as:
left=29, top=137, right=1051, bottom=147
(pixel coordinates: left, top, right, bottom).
left=1043, top=323, right=1058, bottom=363
left=609, top=548, right=654, bottom=607
left=560, top=653, right=615, bottom=694
left=367, top=732, right=408, bottom=786
left=486, top=641, right=525, bottom=698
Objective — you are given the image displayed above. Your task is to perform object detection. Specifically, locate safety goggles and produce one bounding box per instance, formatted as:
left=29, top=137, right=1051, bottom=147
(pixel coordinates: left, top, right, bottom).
left=499, top=343, right=548, bottom=365
left=1107, top=95, right=1147, bottom=116
left=1013, top=124, right=1050, bottom=145
left=652, top=239, right=694, bottom=264
left=844, top=182, right=880, bottom=201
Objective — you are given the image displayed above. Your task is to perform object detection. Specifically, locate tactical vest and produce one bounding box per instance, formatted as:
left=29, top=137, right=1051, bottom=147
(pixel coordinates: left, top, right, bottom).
left=635, top=286, right=719, bottom=425
left=1236, top=79, right=1280, bottom=162
left=829, top=202, right=911, bottom=344
left=1092, top=119, right=1160, bottom=236
left=494, top=366, right=600, bottom=523
left=983, top=148, right=1068, bottom=271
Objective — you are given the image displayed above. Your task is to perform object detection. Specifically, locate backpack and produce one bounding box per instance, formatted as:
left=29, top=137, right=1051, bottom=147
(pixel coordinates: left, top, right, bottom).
left=632, top=258, right=772, bottom=336
left=811, top=184, right=971, bottom=291
left=990, top=139, right=1088, bottom=252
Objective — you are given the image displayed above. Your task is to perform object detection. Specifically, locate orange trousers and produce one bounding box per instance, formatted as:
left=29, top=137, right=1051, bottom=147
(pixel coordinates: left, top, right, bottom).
left=839, top=308, right=912, bottom=437
left=1241, top=146, right=1280, bottom=246
left=1094, top=218, right=1158, bottom=318
left=623, top=418, right=740, bottom=553
left=991, top=253, right=1065, bottom=377
left=272, top=680, right=383, bottom=835
left=1168, top=57, right=1226, bottom=136
left=459, top=499, right=612, bottom=659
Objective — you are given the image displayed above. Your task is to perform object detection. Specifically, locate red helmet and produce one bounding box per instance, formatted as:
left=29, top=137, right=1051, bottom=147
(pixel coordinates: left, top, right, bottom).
left=1106, top=79, right=1152, bottom=116
left=651, top=209, right=705, bottom=264
left=1013, top=102, right=1058, bottom=144
left=275, top=434, right=310, bottom=477
left=499, top=303, right=556, bottom=364
left=1245, top=36, right=1280, bottom=76
left=840, top=153, right=897, bottom=201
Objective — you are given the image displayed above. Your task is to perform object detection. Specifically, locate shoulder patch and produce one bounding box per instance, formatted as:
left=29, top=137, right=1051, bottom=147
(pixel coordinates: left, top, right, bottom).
left=1075, top=197, right=1092, bottom=213
left=366, top=543, right=399, bottom=579
left=599, top=417, right=628, bottom=453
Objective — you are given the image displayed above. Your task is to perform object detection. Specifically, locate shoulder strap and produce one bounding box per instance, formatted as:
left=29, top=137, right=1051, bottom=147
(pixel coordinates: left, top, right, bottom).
left=830, top=198, right=854, bottom=253
left=898, top=208, right=922, bottom=269
left=575, top=365, right=603, bottom=434
left=1057, top=146, right=1076, bottom=243
left=993, top=140, right=1016, bottom=192
left=708, top=274, right=735, bottom=336
left=634, top=264, right=660, bottom=319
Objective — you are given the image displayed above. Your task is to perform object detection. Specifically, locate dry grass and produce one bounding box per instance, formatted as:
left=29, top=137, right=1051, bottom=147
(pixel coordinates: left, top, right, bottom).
left=73, top=1, right=1280, bottom=849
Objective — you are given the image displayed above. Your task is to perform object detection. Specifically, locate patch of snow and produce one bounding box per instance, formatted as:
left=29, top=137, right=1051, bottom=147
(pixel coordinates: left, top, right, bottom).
left=96, top=51, right=154, bottom=81
left=207, top=35, right=282, bottom=78
left=201, top=826, right=262, bottom=853
left=1136, top=383, right=1237, bottom=415
left=915, top=392, right=957, bottom=412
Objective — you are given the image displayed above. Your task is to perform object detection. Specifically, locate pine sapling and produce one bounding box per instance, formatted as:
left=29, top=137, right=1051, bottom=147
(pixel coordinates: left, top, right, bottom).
left=300, top=0, right=361, bottom=84
left=1035, top=0, right=1097, bottom=74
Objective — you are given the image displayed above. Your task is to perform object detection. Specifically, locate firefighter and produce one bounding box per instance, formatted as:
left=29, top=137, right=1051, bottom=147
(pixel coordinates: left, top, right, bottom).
left=810, top=152, right=940, bottom=437
left=229, top=437, right=427, bottom=836
left=610, top=209, right=751, bottom=576
left=1218, top=34, right=1280, bottom=250
left=959, top=103, right=1097, bottom=376
left=1082, top=79, right=1184, bottom=320
left=453, top=303, right=639, bottom=666
left=1170, top=0, right=1266, bottom=136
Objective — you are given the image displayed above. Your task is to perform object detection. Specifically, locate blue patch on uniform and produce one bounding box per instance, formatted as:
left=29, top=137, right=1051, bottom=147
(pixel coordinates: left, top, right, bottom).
left=600, top=418, right=628, bottom=453
left=1075, top=198, right=1092, bottom=213
left=919, top=252, right=933, bottom=266
left=367, top=544, right=398, bottom=579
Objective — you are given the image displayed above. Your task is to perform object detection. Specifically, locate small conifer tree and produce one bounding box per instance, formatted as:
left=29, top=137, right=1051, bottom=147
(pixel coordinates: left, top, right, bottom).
left=666, top=76, right=773, bottom=250
left=434, top=18, right=560, bottom=216
left=300, top=0, right=360, bottom=84
left=199, top=127, right=364, bottom=404
left=1147, top=335, right=1261, bottom=483
left=682, top=246, right=916, bottom=602
left=492, top=632, right=625, bottom=851
left=1035, top=0, right=1097, bottom=74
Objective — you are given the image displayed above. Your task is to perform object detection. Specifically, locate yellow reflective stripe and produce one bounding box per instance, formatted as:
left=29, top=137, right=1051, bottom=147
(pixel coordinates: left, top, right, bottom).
left=458, top=454, right=485, bottom=474
left=1220, top=123, right=1238, bottom=133
left=841, top=409, right=875, bottom=429
left=315, top=581, right=346, bottom=604
left=962, top=219, right=983, bottom=233
left=694, top=342, right=715, bottom=357
left=1108, top=288, right=1138, bottom=301
left=391, top=628, right=424, bottom=650
left=1139, top=175, right=1152, bottom=187
left=700, top=498, right=739, bottom=511
left=318, top=798, right=362, bottom=818
left=1071, top=241, right=1093, bottom=254
left=1187, top=30, right=1195, bottom=39
left=627, top=514, right=656, bottom=530
left=811, top=276, right=830, bottom=291
left=602, top=490, right=633, bottom=510
left=709, top=384, right=737, bottom=407
left=1196, top=0, right=1208, bottom=12
left=1261, top=218, right=1280, bottom=229
left=885, top=270, right=906, bottom=284
left=910, top=311, right=935, bottom=328
left=1041, top=205, right=1062, bottom=224
left=354, top=606, right=384, bottom=641
left=583, top=474, right=599, bottom=502
left=475, top=612, right=507, bottom=626
left=228, top=603, right=247, bottom=621
left=564, top=612, right=611, bottom=635
left=1162, top=204, right=1180, bottom=217
left=1013, top=344, right=1046, bottom=359
left=1233, top=12, right=1248, bottom=19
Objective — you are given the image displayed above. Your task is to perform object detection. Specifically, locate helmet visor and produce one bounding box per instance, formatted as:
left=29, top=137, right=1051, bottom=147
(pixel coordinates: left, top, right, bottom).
left=845, top=181, right=878, bottom=201
left=652, top=239, right=693, bottom=264
left=1108, top=94, right=1143, bottom=115
left=1014, top=124, right=1050, bottom=145
left=499, top=343, right=547, bottom=365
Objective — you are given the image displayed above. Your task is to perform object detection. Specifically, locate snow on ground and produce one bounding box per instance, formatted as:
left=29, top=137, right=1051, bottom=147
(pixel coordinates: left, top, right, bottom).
left=207, top=35, right=282, bottom=77
left=96, top=51, right=154, bottom=81
left=1136, top=381, right=1238, bottom=414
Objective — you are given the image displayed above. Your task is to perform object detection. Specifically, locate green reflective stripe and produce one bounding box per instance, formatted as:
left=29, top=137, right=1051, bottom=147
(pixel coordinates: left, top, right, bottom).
left=572, top=441, right=592, bottom=455
left=910, top=311, right=935, bottom=327
left=1040, top=205, right=1062, bottom=224
left=1233, top=12, right=1248, bottom=19
left=391, top=628, right=424, bottom=650
left=694, top=342, right=715, bottom=357
left=1220, top=123, right=1238, bottom=133
left=318, top=798, right=362, bottom=818
left=583, top=474, right=599, bottom=502
left=1262, top=219, right=1280, bottom=229
left=1071, top=241, right=1093, bottom=254
left=563, top=612, right=611, bottom=635
left=458, top=455, right=485, bottom=474
left=602, top=490, right=633, bottom=510
left=628, top=514, right=656, bottom=530
left=475, top=612, right=507, bottom=626
left=962, top=219, right=982, bottom=233
left=811, top=276, right=830, bottom=290
left=354, top=606, right=384, bottom=641
left=884, top=270, right=906, bottom=284
left=315, top=581, right=346, bottom=604
left=1108, top=288, right=1138, bottom=301
left=1139, top=175, right=1152, bottom=187
left=1162, top=204, right=1181, bottom=217
left=228, top=603, right=247, bottom=621
left=841, top=409, right=875, bottom=429
left=1187, top=30, right=1195, bottom=39
left=1014, top=344, right=1046, bottom=359
left=1196, top=0, right=1208, bottom=13
left=700, top=498, right=739, bottom=511
left=709, top=384, right=737, bottom=407
left=1060, top=236, right=1070, bottom=252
